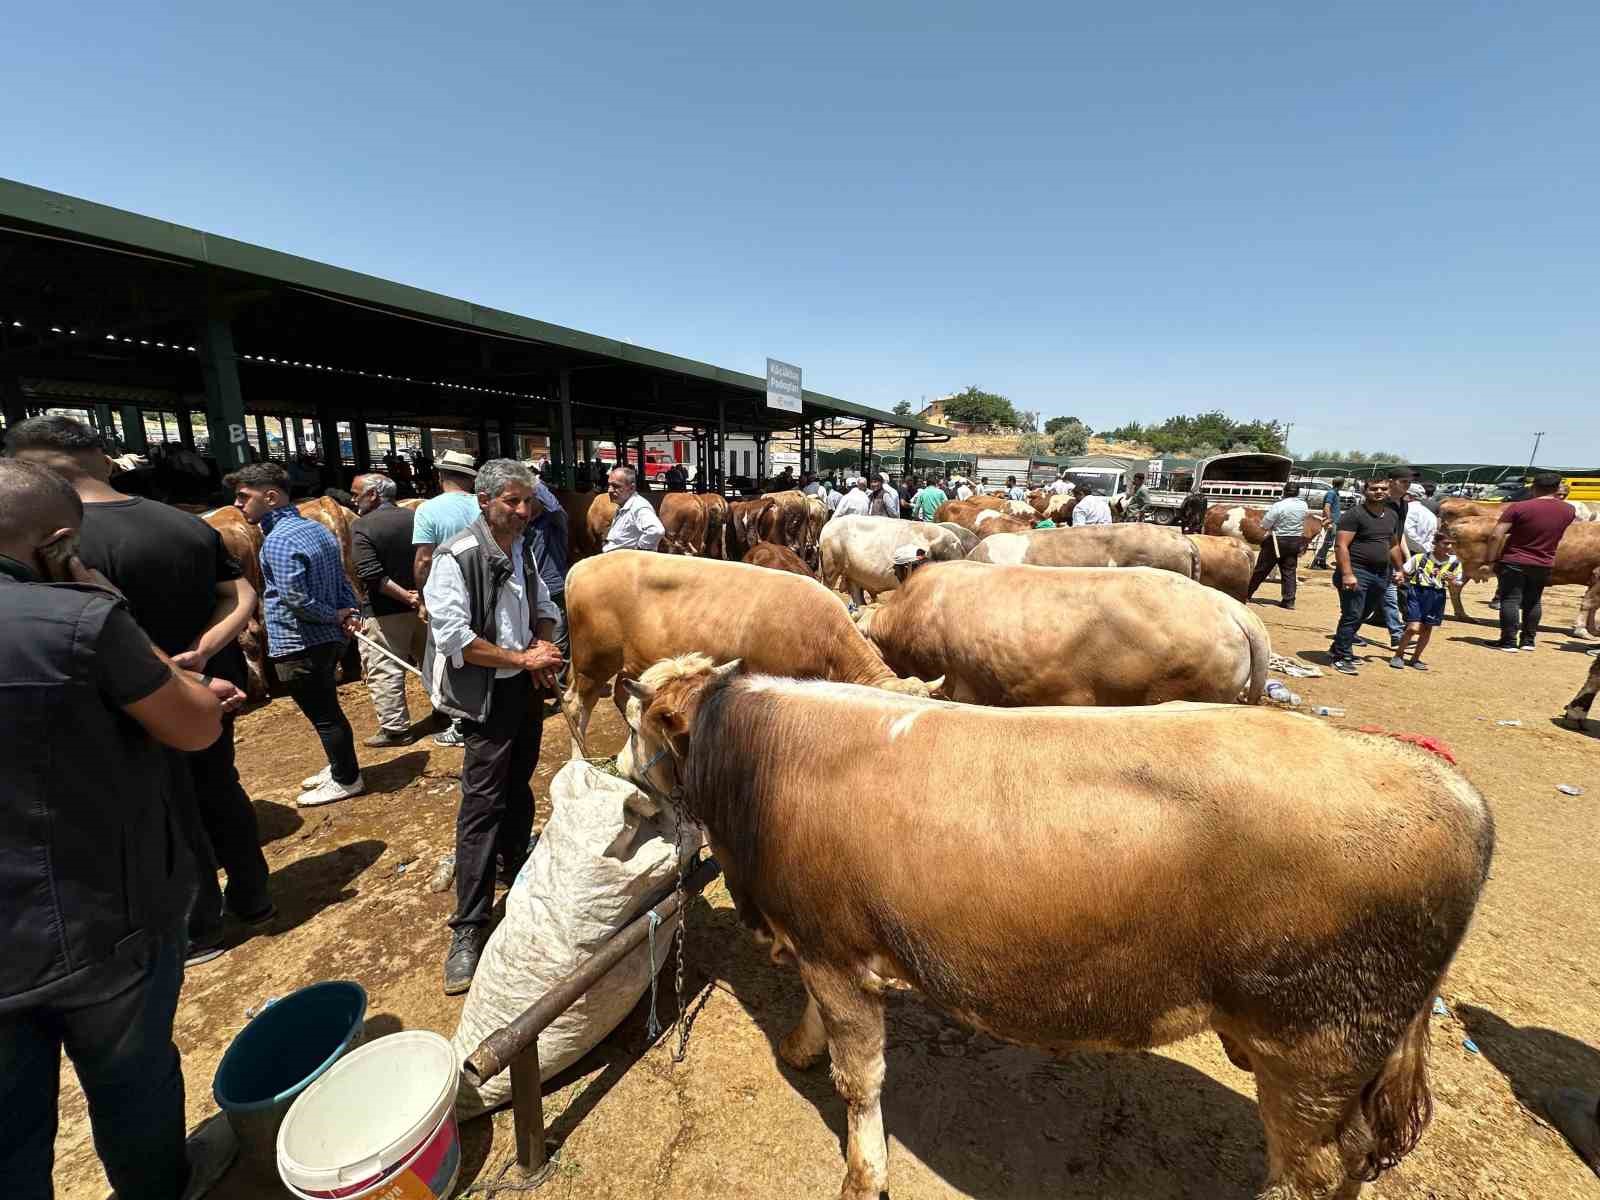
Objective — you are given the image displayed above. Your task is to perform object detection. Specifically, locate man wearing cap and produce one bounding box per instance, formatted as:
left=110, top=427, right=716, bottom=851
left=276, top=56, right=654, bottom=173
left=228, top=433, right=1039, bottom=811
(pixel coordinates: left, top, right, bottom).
left=413, top=449, right=483, bottom=745
left=1403, top=483, right=1438, bottom=555
left=891, top=543, right=930, bottom=585
left=872, top=475, right=898, bottom=517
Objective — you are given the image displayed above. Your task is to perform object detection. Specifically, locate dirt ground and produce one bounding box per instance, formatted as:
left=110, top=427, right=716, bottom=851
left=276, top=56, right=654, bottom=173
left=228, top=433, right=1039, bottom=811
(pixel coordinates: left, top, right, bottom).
left=52, top=571, right=1600, bottom=1200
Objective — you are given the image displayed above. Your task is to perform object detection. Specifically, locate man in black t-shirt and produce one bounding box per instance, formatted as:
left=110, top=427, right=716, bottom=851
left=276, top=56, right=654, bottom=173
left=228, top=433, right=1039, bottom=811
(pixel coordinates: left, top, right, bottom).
left=0, top=459, right=240, bottom=1200
left=1329, top=477, right=1406, bottom=674
left=351, top=472, right=426, bottom=745
left=9, top=417, right=272, bottom=963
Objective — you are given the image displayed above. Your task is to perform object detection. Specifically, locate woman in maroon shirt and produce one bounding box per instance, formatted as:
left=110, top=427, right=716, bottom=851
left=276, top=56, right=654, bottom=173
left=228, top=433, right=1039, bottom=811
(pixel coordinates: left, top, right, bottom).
left=1488, top=472, right=1576, bottom=651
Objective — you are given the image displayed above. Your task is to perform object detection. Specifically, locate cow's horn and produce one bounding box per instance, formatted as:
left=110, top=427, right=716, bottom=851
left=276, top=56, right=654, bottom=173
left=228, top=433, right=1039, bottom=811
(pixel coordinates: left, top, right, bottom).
left=923, top=675, right=946, bottom=694
left=712, top=659, right=743, bottom=680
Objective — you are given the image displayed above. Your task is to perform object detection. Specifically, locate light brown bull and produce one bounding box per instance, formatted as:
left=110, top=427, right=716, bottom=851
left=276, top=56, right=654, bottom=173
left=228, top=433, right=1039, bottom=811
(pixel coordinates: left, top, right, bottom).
left=202, top=506, right=268, bottom=700
left=1439, top=508, right=1600, bottom=635
left=659, top=492, right=728, bottom=558
left=1562, top=651, right=1600, bottom=730
left=617, top=656, right=1494, bottom=1200
left=1189, top=532, right=1256, bottom=602
left=562, top=551, right=939, bottom=751
left=968, top=522, right=1200, bottom=578
left=742, top=541, right=814, bottom=577
left=859, top=561, right=1269, bottom=704
left=1203, top=504, right=1326, bottom=550
left=933, top=499, right=1035, bottom=536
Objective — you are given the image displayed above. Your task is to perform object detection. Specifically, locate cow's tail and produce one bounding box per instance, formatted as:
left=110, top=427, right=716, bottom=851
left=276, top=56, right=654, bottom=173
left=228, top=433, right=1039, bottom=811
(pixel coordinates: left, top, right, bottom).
left=1349, top=1004, right=1434, bottom=1181
left=1236, top=608, right=1270, bottom=704
left=1184, top=534, right=1201, bottom=580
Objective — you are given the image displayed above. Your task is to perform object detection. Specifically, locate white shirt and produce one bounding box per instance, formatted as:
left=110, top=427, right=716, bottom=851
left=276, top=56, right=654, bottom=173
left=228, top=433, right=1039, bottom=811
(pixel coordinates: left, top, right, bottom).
left=1404, top=501, right=1438, bottom=552
left=424, top=533, right=559, bottom=679
left=1007, top=486, right=1027, bottom=500
left=825, top=488, right=843, bottom=512
left=603, top=492, right=665, bottom=552
left=955, top=484, right=974, bottom=501
left=1071, top=495, right=1113, bottom=526
left=1048, top=479, right=1073, bottom=496
left=1261, top=496, right=1309, bottom=538
left=834, top=487, right=872, bottom=518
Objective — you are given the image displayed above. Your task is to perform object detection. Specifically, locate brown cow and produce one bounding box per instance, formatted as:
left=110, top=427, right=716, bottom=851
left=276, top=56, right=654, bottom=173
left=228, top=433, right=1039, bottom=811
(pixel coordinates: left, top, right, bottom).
left=295, top=495, right=361, bottom=599
left=859, top=561, right=1269, bottom=704
left=202, top=506, right=268, bottom=700
left=1188, top=533, right=1255, bottom=602
left=659, top=492, right=728, bottom=558
left=968, top=523, right=1200, bottom=579
left=742, top=542, right=814, bottom=578
left=726, top=496, right=775, bottom=559
left=1563, top=651, right=1600, bottom=730
left=562, top=551, right=939, bottom=750
left=1439, top=508, right=1600, bottom=634
left=616, top=655, right=1493, bottom=1200
left=933, top=499, right=1035, bottom=536
left=1203, top=504, right=1326, bottom=550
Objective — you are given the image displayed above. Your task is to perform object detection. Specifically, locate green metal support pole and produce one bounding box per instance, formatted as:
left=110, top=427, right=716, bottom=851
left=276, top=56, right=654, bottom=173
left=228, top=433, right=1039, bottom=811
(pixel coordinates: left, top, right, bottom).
left=419, top=425, right=434, bottom=462
left=351, top=416, right=372, bottom=471
left=175, top=407, right=195, bottom=449
left=500, top=413, right=517, bottom=461
left=715, top=396, right=727, bottom=493
left=120, top=406, right=148, bottom=453
left=317, top=405, right=341, bottom=470
left=199, top=315, right=249, bottom=473
left=1, top=376, right=27, bottom=434
left=559, top=370, right=577, bottom=488
left=95, top=404, right=116, bottom=442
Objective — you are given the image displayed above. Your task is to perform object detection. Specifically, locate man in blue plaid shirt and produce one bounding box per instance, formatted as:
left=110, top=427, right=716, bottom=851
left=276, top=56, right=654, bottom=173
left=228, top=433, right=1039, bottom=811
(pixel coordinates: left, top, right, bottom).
left=229, top=463, right=366, bottom=807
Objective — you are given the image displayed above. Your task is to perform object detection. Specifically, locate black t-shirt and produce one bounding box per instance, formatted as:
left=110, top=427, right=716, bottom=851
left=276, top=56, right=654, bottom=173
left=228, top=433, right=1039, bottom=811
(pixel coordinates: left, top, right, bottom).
left=78, top=498, right=248, bottom=686
left=95, top=603, right=174, bottom=707
left=352, top=502, right=419, bottom=618
left=1338, top=504, right=1401, bottom=574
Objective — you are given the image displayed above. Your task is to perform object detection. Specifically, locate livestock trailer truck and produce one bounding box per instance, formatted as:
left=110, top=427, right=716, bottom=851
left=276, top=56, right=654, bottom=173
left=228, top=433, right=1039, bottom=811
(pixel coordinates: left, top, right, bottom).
left=1143, top=451, right=1294, bottom=524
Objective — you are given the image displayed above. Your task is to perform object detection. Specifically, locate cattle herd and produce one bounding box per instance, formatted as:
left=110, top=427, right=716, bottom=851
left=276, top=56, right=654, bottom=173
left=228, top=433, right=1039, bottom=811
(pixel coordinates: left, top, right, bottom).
left=201, top=474, right=1600, bottom=1199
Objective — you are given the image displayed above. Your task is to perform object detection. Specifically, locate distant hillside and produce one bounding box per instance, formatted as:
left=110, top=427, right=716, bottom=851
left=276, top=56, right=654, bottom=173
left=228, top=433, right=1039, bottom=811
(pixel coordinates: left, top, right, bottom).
left=937, top=432, right=1159, bottom=460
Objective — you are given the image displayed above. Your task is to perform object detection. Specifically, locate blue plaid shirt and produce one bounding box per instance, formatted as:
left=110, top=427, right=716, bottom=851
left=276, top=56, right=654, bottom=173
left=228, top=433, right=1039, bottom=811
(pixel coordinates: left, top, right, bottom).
left=259, top=505, right=360, bottom=657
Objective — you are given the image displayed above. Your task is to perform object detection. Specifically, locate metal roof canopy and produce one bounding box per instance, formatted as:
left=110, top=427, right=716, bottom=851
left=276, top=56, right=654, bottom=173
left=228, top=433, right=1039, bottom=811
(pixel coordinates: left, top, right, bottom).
left=0, top=178, right=943, bottom=475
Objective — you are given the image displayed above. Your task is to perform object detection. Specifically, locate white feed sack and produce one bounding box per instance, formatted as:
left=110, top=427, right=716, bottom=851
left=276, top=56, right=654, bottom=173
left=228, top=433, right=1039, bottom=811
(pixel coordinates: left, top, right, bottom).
left=451, top=759, right=699, bottom=1118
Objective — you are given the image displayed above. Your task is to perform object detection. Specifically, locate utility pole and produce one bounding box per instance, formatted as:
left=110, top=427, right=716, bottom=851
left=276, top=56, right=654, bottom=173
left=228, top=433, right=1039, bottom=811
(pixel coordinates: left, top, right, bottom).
left=1526, top=431, right=1545, bottom=470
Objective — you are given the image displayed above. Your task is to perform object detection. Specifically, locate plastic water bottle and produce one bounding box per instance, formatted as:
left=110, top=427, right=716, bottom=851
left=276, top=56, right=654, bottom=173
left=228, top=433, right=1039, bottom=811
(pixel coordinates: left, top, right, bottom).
left=1312, top=705, right=1345, bottom=718
left=1264, top=680, right=1291, bottom=703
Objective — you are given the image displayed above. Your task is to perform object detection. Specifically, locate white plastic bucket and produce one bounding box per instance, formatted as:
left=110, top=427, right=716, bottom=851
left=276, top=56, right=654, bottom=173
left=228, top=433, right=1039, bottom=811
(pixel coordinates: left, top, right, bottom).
left=276, top=1030, right=460, bottom=1200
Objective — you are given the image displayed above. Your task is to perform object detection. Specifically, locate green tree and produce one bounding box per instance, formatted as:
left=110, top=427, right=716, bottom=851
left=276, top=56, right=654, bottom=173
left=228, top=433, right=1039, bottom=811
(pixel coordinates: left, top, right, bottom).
left=1112, top=411, right=1287, bottom=456
left=1044, top=415, right=1093, bottom=436
left=1017, top=432, right=1049, bottom=458
left=942, top=386, right=1020, bottom=429
left=1105, top=421, right=1146, bottom=443
left=892, top=398, right=912, bottom=416
left=1307, top=448, right=1411, bottom=464
left=1050, top=420, right=1091, bottom=457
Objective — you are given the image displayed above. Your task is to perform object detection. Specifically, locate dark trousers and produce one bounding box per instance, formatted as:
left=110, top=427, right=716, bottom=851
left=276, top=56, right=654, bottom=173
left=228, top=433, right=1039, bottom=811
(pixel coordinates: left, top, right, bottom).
left=452, top=673, right=543, bottom=931
left=1310, top=525, right=1334, bottom=568
left=1332, top=566, right=1391, bottom=660
left=1247, top=535, right=1304, bottom=605
left=185, top=717, right=271, bottom=938
left=0, top=925, right=187, bottom=1200
left=273, top=642, right=360, bottom=785
left=1497, top=562, right=1552, bottom=647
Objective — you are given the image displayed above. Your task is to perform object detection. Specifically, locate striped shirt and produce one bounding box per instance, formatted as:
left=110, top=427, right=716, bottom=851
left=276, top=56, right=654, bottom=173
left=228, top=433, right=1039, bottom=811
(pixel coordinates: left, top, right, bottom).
left=259, top=506, right=360, bottom=656
left=1401, top=553, right=1464, bottom=591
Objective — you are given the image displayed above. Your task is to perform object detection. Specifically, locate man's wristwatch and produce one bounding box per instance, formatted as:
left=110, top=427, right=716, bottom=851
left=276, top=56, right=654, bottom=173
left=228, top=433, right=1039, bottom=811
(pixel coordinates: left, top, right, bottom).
left=200, top=673, right=215, bottom=689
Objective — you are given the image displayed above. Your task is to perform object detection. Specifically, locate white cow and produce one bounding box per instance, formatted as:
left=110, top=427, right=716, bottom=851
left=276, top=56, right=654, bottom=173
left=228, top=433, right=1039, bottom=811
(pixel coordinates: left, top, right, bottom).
left=821, top=515, right=965, bottom=603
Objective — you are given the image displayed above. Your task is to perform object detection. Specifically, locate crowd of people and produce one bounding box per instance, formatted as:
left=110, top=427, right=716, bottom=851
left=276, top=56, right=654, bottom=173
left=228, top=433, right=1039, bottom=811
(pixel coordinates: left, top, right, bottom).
left=0, top=410, right=681, bottom=1197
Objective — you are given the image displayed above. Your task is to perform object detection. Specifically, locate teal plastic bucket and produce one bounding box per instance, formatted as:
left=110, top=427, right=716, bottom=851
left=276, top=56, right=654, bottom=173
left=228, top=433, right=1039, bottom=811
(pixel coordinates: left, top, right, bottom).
left=213, top=981, right=368, bottom=1175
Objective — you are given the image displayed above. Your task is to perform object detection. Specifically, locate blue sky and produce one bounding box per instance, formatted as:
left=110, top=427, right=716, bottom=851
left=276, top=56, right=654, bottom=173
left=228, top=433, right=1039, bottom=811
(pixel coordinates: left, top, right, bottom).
left=3, top=1, right=1596, bottom=463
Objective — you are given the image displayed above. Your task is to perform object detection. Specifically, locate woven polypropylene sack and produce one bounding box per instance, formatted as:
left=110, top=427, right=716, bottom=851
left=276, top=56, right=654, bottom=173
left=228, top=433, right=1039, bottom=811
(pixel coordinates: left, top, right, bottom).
left=450, top=759, right=695, bottom=1118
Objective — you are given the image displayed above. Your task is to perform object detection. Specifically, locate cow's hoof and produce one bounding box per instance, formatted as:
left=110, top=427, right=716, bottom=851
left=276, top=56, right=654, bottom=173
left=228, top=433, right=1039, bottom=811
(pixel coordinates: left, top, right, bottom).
left=778, top=1031, right=827, bottom=1071
left=1562, top=712, right=1591, bottom=731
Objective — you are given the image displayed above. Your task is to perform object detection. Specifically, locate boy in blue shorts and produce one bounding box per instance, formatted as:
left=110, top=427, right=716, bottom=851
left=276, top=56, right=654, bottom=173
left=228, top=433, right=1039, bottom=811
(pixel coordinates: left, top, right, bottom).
left=1392, top=533, right=1463, bottom=670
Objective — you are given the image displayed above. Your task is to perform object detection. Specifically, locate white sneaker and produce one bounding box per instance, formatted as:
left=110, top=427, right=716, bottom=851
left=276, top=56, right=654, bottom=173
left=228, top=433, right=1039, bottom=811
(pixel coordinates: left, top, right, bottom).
left=296, top=774, right=366, bottom=808
left=301, top=765, right=332, bottom=790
